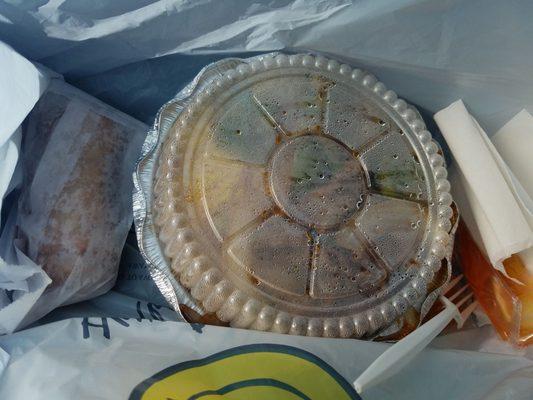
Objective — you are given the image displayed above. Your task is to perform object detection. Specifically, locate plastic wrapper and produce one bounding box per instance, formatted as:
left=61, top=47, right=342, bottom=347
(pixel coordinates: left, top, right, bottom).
left=2, top=79, right=148, bottom=330
left=436, top=103, right=533, bottom=346
left=456, top=222, right=533, bottom=346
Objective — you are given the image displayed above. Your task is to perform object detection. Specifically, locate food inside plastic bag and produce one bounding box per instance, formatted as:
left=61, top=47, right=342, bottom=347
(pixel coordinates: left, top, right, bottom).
left=13, top=79, right=147, bottom=325
left=455, top=221, right=533, bottom=346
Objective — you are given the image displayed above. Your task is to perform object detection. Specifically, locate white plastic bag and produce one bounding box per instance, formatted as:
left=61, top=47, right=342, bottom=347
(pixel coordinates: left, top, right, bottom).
left=1, top=1, right=533, bottom=398
left=0, top=317, right=531, bottom=400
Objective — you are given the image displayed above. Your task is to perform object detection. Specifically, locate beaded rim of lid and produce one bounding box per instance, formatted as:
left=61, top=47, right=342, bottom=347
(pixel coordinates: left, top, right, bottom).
left=151, top=53, right=453, bottom=338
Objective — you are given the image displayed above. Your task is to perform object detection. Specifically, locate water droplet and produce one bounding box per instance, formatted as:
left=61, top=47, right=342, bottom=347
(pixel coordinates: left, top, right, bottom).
left=319, top=173, right=325, bottom=179
left=392, top=154, right=399, bottom=159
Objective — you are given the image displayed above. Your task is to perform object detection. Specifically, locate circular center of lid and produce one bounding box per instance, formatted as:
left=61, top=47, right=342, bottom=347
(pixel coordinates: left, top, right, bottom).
left=269, top=134, right=367, bottom=230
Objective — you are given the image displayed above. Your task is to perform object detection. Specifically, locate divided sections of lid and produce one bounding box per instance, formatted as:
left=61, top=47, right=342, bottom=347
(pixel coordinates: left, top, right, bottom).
left=202, top=159, right=273, bottom=240
left=250, top=74, right=334, bottom=136
left=356, top=193, right=428, bottom=271
left=269, top=135, right=367, bottom=230
left=312, top=227, right=389, bottom=299
left=324, top=84, right=396, bottom=151
left=360, top=131, right=428, bottom=202
left=226, top=214, right=311, bottom=296
left=147, top=54, right=451, bottom=337
left=207, top=91, right=277, bottom=165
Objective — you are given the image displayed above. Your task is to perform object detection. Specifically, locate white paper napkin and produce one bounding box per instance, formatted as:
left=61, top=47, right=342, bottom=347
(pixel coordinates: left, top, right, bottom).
left=492, top=110, right=533, bottom=273
left=434, top=100, right=533, bottom=274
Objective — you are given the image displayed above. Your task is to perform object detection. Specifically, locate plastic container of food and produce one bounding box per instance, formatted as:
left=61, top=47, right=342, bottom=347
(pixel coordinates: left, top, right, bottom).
left=134, top=53, right=454, bottom=338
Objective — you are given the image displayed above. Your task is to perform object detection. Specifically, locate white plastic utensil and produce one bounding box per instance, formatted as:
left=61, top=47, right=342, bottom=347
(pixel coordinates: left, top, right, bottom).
left=354, top=275, right=478, bottom=393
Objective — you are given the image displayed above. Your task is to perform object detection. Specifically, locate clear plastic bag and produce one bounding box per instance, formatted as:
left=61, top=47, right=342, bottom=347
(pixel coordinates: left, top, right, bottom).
left=11, top=79, right=147, bottom=328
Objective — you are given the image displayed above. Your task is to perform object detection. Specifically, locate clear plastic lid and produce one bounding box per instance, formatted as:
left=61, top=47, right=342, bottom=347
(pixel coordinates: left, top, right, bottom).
left=152, top=54, right=453, bottom=337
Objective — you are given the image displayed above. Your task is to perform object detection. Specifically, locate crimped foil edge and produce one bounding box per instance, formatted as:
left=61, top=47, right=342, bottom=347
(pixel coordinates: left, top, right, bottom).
left=133, top=55, right=278, bottom=318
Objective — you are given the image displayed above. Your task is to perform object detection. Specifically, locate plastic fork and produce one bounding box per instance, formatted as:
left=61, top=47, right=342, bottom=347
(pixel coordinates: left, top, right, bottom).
left=353, top=274, right=478, bottom=393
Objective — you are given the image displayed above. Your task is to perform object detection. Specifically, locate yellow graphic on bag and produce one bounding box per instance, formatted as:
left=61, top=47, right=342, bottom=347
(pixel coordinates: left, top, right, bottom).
left=129, top=344, right=361, bottom=400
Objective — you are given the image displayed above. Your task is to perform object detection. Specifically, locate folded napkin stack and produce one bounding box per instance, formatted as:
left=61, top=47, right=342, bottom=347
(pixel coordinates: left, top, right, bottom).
left=435, top=101, right=533, bottom=276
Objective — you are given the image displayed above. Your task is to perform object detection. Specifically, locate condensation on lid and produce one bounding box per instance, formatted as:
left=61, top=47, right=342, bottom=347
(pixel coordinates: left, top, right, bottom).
left=150, top=53, right=454, bottom=338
